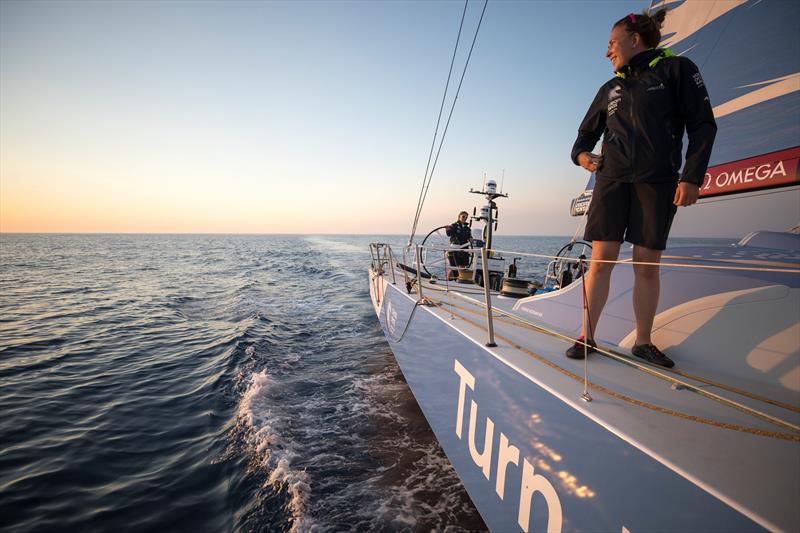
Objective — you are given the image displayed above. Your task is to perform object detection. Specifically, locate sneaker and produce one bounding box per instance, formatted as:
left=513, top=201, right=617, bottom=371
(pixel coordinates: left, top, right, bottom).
left=566, top=337, right=596, bottom=359
left=632, top=344, right=675, bottom=368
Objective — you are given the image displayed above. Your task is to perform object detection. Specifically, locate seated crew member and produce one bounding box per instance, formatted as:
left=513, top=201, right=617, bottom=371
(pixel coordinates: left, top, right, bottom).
left=445, top=211, right=472, bottom=280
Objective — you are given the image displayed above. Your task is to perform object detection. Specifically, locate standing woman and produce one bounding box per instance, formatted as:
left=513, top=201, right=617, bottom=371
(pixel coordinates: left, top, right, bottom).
left=567, top=9, right=717, bottom=367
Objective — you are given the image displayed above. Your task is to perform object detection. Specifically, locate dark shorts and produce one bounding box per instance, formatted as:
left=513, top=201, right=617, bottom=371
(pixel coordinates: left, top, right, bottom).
left=584, top=179, right=678, bottom=250
left=448, top=251, right=471, bottom=267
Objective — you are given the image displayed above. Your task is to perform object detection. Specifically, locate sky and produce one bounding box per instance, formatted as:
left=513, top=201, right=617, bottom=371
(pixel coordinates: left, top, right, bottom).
left=0, top=0, right=797, bottom=237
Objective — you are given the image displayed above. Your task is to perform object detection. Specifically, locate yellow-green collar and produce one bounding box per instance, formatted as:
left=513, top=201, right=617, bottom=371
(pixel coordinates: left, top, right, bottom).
left=615, top=48, right=676, bottom=79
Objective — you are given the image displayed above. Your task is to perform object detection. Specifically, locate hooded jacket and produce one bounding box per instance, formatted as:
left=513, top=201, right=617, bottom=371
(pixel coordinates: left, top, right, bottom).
left=571, top=48, right=717, bottom=186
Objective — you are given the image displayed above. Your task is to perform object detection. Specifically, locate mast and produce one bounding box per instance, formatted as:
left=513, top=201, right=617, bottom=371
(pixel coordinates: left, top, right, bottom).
left=470, top=179, right=507, bottom=251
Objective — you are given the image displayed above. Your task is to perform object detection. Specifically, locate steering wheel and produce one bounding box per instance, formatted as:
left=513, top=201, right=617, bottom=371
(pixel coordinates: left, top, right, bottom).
left=420, top=225, right=472, bottom=278
left=550, top=240, right=592, bottom=287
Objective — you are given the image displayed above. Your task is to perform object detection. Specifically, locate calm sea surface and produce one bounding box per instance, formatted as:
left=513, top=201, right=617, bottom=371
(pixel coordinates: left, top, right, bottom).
left=0, top=234, right=735, bottom=532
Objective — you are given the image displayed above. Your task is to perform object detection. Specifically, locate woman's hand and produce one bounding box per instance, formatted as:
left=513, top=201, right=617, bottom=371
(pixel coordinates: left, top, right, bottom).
left=674, top=182, right=700, bottom=206
left=577, top=152, right=602, bottom=172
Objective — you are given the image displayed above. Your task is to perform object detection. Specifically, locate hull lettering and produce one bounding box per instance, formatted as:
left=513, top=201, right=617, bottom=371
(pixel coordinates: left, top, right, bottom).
left=454, top=359, right=563, bottom=533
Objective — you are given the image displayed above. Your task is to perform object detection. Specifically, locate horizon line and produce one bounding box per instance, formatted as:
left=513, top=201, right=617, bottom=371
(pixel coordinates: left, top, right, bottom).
left=0, top=231, right=742, bottom=239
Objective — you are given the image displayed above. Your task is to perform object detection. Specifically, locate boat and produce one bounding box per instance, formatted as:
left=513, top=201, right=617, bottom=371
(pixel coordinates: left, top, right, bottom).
left=369, top=1, right=799, bottom=531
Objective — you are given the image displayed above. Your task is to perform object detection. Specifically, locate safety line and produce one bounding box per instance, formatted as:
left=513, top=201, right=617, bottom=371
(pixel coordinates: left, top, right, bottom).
left=416, top=270, right=800, bottom=414
left=389, top=256, right=799, bottom=415
left=429, top=295, right=800, bottom=441
left=416, top=244, right=800, bottom=274
left=428, top=289, right=800, bottom=435
left=489, top=248, right=800, bottom=274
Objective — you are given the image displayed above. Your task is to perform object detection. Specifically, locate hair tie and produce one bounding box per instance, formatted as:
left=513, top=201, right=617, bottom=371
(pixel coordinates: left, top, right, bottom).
left=628, top=13, right=637, bottom=24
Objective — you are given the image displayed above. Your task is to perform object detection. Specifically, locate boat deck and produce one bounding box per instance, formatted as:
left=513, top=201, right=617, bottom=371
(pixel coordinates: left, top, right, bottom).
left=374, top=253, right=800, bottom=531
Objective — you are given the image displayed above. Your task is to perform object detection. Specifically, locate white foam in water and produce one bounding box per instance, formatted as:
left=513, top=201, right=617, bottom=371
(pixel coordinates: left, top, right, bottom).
left=302, top=236, right=364, bottom=253
left=239, top=370, right=316, bottom=533
left=333, top=368, right=483, bottom=531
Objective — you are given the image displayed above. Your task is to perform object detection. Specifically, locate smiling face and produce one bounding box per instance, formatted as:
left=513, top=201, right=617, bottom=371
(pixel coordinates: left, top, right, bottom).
left=606, top=25, right=644, bottom=71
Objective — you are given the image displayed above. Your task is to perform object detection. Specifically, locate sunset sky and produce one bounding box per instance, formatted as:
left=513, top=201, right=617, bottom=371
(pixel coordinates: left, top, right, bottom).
left=1, top=0, right=797, bottom=236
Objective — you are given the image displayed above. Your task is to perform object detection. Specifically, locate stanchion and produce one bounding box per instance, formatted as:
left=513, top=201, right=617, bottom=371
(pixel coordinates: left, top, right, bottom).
left=481, top=247, right=497, bottom=347
left=444, top=250, right=455, bottom=319
left=415, top=245, right=425, bottom=301
left=387, top=246, right=397, bottom=285
left=579, top=256, right=592, bottom=402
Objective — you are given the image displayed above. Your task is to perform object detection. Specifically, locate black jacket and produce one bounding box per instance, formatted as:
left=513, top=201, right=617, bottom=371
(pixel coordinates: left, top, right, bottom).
left=571, top=49, right=717, bottom=185
left=445, top=221, right=471, bottom=246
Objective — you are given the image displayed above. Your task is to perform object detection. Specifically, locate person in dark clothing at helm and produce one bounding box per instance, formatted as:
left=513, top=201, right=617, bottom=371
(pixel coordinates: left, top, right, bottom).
left=567, top=9, right=716, bottom=368
left=445, top=211, right=472, bottom=280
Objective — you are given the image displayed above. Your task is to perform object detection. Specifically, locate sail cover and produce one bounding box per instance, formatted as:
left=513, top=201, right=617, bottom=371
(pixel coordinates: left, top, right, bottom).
left=571, top=0, right=799, bottom=213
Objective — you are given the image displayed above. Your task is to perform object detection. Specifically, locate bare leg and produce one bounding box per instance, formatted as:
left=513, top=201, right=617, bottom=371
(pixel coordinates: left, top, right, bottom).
left=582, top=241, right=621, bottom=340
left=632, top=245, right=663, bottom=346
left=447, top=253, right=457, bottom=280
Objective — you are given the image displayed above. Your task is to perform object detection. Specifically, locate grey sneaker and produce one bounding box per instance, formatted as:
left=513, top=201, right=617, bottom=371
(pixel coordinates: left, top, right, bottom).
left=566, top=337, right=596, bottom=359
left=632, top=344, right=675, bottom=368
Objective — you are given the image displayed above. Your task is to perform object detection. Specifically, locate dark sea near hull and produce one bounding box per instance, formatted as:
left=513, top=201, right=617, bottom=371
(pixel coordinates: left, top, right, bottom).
left=0, top=234, right=486, bottom=532
left=0, top=234, right=734, bottom=532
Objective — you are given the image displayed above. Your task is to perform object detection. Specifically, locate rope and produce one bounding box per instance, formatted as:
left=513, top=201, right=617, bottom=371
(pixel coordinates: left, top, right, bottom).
left=486, top=248, right=800, bottom=274
left=417, top=243, right=800, bottom=274
left=392, top=252, right=800, bottom=414
left=429, top=293, right=800, bottom=440
left=446, top=292, right=800, bottom=433
left=378, top=245, right=800, bottom=438
left=382, top=298, right=423, bottom=343
left=408, top=0, right=489, bottom=245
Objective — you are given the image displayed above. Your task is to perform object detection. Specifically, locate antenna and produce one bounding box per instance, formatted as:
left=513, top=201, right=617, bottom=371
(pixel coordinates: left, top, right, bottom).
left=482, top=172, right=487, bottom=191
left=500, top=169, right=505, bottom=193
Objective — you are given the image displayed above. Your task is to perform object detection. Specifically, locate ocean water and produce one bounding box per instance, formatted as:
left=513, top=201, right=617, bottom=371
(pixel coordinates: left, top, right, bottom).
left=0, top=234, right=735, bottom=532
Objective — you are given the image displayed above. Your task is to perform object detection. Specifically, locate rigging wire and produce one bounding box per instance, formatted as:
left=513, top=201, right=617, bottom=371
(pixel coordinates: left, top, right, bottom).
left=415, top=0, right=489, bottom=240
left=408, top=0, right=469, bottom=246
left=408, top=0, right=489, bottom=246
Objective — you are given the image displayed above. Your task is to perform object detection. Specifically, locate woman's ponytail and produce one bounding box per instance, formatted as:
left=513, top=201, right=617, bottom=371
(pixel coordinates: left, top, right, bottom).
left=614, top=8, right=668, bottom=49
